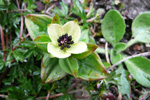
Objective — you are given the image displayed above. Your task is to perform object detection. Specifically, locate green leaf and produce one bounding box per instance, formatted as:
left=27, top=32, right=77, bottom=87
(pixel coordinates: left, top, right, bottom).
left=13, top=49, right=25, bottom=62
left=101, top=10, right=126, bottom=46
left=58, top=94, right=74, bottom=100
left=25, top=14, right=52, bottom=39
left=19, top=40, right=36, bottom=48
left=79, top=29, right=89, bottom=43
left=114, top=65, right=130, bottom=97
left=51, top=14, right=61, bottom=24
left=89, top=36, right=96, bottom=44
left=72, top=44, right=98, bottom=59
left=77, top=52, right=108, bottom=81
left=6, top=51, right=12, bottom=67
left=95, top=47, right=106, bottom=54
left=52, top=1, right=68, bottom=17
left=114, top=43, right=126, bottom=53
left=110, top=50, right=122, bottom=64
left=0, top=0, right=4, bottom=5
left=33, top=35, right=51, bottom=52
left=0, top=51, right=3, bottom=59
left=41, top=54, right=66, bottom=83
left=0, top=61, right=5, bottom=70
left=126, top=12, right=150, bottom=48
left=60, top=1, right=68, bottom=16
left=102, top=62, right=111, bottom=69
left=130, top=12, right=150, bottom=44
left=125, top=56, right=150, bottom=87
left=59, top=56, right=78, bottom=78
left=71, top=0, right=86, bottom=20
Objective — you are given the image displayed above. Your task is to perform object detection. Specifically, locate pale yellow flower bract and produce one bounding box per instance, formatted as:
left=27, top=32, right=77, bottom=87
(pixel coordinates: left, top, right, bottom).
left=47, top=21, right=87, bottom=58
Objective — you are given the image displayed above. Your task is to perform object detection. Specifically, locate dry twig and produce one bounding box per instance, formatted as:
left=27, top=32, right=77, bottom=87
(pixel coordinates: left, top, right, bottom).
left=108, top=52, right=150, bottom=71
left=105, top=42, right=110, bottom=64
left=36, top=89, right=84, bottom=100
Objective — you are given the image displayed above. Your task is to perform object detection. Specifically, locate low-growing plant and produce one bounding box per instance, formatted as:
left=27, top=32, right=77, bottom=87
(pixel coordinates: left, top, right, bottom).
left=0, top=0, right=150, bottom=100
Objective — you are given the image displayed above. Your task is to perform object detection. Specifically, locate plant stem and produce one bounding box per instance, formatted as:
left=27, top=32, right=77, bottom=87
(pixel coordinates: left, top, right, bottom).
left=139, top=92, right=150, bottom=100
left=90, top=26, right=96, bottom=38
left=67, top=79, right=81, bottom=92
left=44, top=4, right=48, bottom=14
left=0, top=29, right=29, bottom=85
left=129, top=82, right=131, bottom=100
left=16, top=0, right=20, bottom=9
left=6, top=33, right=8, bottom=49
left=108, top=52, right=150, bottom=71
left=20, top=16, right=23, bottom=38
left=79, top=16, right=97, bottom=24
left=36, top=89, right=84, bottom=100
left=24, top=33, right=30, bottom=38
left=75, top=95, right=90, bottom=99
left=126, top=39, right=137, bottom=49
left=105, top=42, right=110, bottom=64
left=12, top=33, right=30, bottom=51
left=46, top=91, right=50, bottom=100
left=0, top=94, right=8, bottom=98
left=46, top=4, right=55, bottom=15
left=10, top=32, right=12, bottom=50
left=0, top=26, right=6, bottom=62
left=16, top=0, right=24, bottom=38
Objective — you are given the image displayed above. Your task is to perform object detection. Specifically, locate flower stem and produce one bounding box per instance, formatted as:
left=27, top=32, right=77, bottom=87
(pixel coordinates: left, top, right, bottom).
left=20, top=16, right=24, bottom=38
left=16, top=0, right=24, bottom=38
left=0, top=26, right=6, bottom=62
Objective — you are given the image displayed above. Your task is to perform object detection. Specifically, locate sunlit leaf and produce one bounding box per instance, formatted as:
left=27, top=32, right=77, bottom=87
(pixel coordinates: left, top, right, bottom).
left=101, top=10, right=126, bottom=46
left=33, top=35, right=51, bottom=52
left=51, top=14, right=61, bottom=24
left=132, top=12, right=150, bottom=43
left=114, top=43, right=126, bottom=53
left=125, top=56, right=150, bottom=87
left=126, top=12, right=150, bottom=48
left=77, top=52, right=108, bottom=81
left=41, top=54, right=66, bottom=83
left=25, top=14, right=52, bottom=39
left=59, top=56, right=78, bottom=77
left=114, top=65, right=130, bottom=97
left=13, top=49, right=25, bottom=62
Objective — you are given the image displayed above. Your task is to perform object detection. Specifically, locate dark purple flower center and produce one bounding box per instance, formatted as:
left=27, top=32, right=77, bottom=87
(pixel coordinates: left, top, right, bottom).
left=57, top=33, right=74, bottom=50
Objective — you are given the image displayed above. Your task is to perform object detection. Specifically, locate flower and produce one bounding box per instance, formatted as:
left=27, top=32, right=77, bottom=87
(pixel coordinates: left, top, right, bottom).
left=47, top=21, right=87, bottom=58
